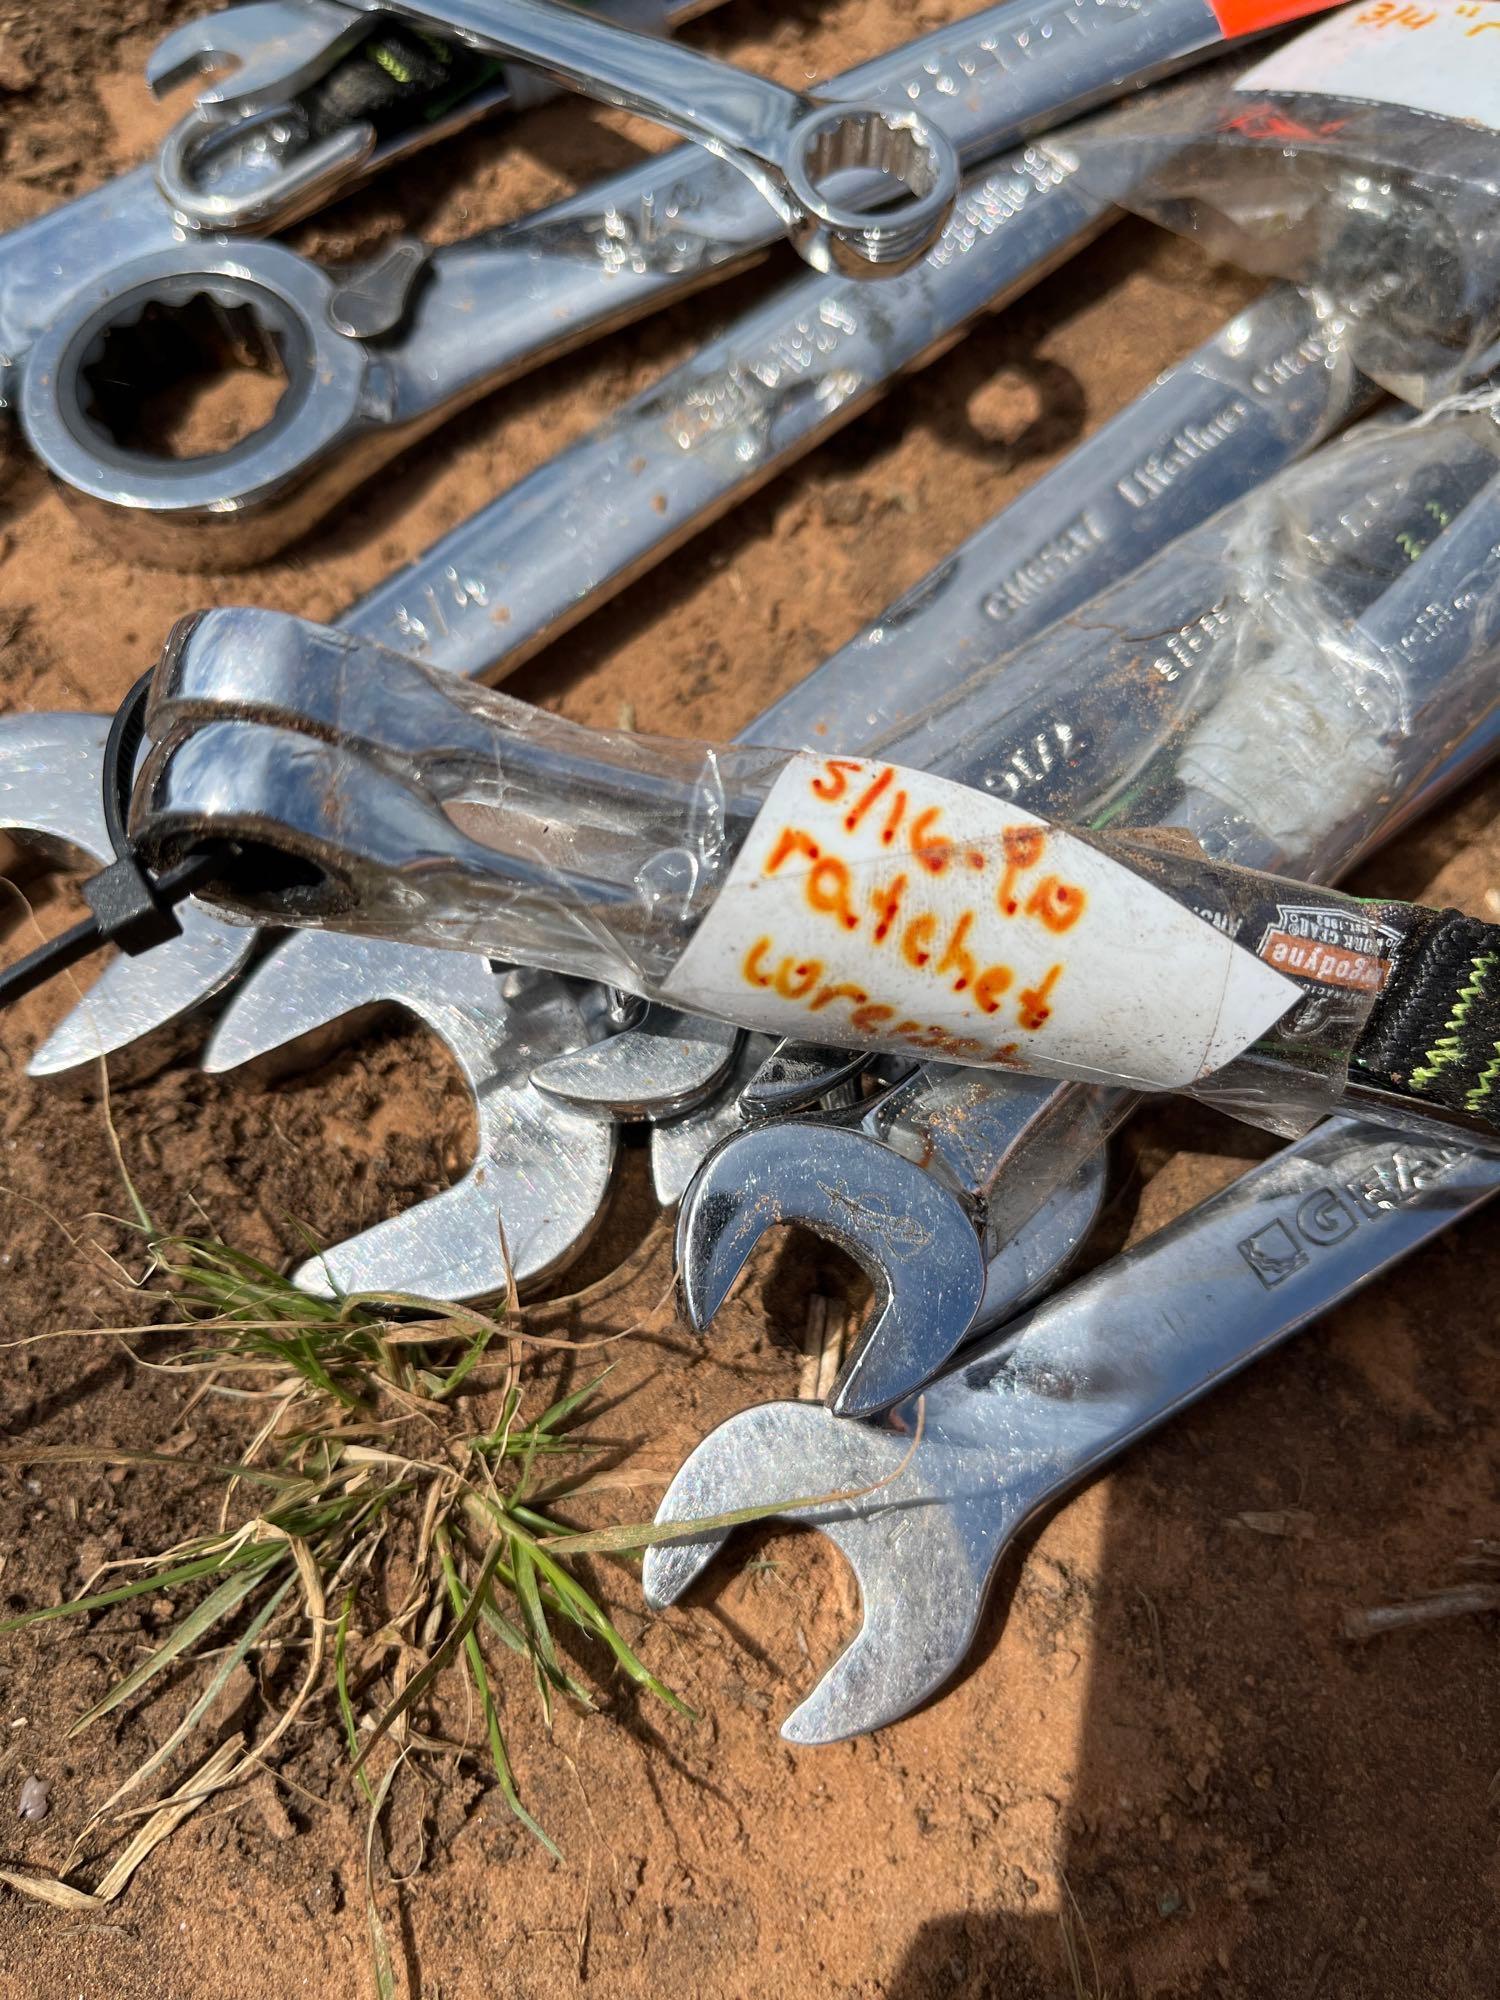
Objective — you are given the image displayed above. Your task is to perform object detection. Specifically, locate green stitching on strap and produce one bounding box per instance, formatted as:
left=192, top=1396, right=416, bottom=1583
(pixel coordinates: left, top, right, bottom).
left=369, top=41, right=418, bottom=86
left=1466, top=1040, right=1500, bottom=1114
left=1408, top=949, right=1497, bottom=1091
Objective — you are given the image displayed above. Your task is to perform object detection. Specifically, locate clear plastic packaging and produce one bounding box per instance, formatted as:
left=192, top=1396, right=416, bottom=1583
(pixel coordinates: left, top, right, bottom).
left=1049, top=11, right=1500, bottom=406
left=134, top=398, right=1500, bottom=1142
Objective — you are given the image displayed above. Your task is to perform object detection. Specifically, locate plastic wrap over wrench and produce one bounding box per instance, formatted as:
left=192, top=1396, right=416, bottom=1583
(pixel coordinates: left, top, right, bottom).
left=20, top=0, right=1295, bottom=566
left=129, top=490, right=1500, bottom=1134
left=642, top=1114, right=1500, bottom=1742
left=665, top=404, right=1500, bottom=1407
left=531, top=281, right=1376, bottom=1144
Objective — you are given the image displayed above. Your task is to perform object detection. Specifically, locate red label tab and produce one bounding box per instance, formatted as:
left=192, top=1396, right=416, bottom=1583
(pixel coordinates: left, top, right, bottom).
left=1210, top=0, right=1344, bottom=40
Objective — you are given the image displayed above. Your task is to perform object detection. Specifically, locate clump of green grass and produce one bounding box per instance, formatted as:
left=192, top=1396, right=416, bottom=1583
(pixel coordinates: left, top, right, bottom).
left=1, top=1174, right=916, bottom=1992
left=0, top=1217, right=689, bottom=1986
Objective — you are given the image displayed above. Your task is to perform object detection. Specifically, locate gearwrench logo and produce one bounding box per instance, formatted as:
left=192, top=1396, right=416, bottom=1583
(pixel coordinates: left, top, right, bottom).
left=1237, top=1141, right=1469, bottom=1289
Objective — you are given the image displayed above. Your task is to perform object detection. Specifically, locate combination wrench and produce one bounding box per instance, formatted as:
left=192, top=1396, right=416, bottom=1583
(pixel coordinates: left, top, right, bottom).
left=1, top=0, right=695, bottom=472
left=17, top=0, right=1295, bottom=567
left=670, top=403, right=1500, bottom=1409
left=642, top=1113, right=1500, bottom=1742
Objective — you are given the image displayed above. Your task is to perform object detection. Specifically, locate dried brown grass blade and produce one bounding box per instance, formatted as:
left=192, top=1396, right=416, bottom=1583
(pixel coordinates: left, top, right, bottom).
left=0, top=1737, right=243, bottom=1911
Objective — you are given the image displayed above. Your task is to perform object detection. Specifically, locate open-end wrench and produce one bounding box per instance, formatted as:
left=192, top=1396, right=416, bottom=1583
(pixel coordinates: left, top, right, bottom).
left=664, top=406, right=1500, bottom=1406
left=531, top=279, right=1377, bottom=1132
left=342, top=0, right=961, bottom=278
left=252, top=943, right=616, bottom=1296
left=146, top=0, right=696, bottom=233
left=678, top=1068, right=1113, bottom=1414
left=641, top=1114, right=1500, bottom=1742
left=18, top=0, right=1289, bottom=567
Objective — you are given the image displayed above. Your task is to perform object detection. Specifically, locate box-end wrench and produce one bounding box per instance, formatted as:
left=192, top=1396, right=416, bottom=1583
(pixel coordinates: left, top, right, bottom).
left=19, top=0, right=1282, bottom=567
left=341, top=0, right=961, bottom=278
left=530, top=281, right=1377, bottom=1143
left=147, top=0, right=691, bottom=233
left=641, top=1115, right=1500, bottom=1743
left=669, top=410, right=1500, bottom=1408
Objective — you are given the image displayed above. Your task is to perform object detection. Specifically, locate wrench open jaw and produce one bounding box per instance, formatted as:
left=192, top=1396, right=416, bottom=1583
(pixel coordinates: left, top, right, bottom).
left=647, top=1115, right=1500, bottom=1743
left=203, top=931, right=617, bottom=1299
left=0, top=713, right=254, bottom=1075
left=531, top=1006, right=739, bottom=1121
left=675, top=1113, right=1105, bottom=1417
left=147, top=1, right=371, bottom=109
left=643, top=1396, right=986, bottom=1745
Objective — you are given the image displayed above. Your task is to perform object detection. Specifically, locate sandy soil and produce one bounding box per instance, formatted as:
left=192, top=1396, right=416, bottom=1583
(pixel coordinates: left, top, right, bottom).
left=0, top=1, right=1498, bottom=1994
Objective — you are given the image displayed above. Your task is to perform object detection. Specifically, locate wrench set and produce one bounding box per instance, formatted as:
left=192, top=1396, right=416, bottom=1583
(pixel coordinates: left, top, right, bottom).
left=4, top=0, right=1499, bottom=1748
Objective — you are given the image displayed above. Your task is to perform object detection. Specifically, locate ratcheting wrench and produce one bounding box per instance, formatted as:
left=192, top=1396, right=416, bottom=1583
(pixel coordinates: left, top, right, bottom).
left=17, top=273, right=1365, bottom=1308
left=1, top=0, right=671, bottom=451
left=339, top=0, right=961, bottom=278
left=668, top=404, right=1500, bottom=1409
left=18, top=0, right=1283, bottom=567
left=642, top=1114, right=1500, bottom=1743
left=149, top=0, right=713, bottom=234
left=530, top=281, right=1376, bottom=1145
left=122, top=410, right=1500, bottom=1320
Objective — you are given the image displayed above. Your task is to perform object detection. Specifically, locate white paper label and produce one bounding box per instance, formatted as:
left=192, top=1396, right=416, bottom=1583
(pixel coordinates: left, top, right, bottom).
left=1237, top=0, right=1500, bottom=131
left=664, top=754, right=1298, bottom=1090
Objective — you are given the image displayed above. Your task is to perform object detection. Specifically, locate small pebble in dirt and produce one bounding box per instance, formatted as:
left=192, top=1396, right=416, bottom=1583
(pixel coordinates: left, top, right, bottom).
left=18, top=1776, right=50, bottom=1821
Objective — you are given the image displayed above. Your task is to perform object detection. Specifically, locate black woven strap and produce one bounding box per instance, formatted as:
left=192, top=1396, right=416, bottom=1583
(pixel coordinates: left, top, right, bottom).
left=304, top=26, right=503, bottom=141
left=1353, top=908, right=1500, bottom=1122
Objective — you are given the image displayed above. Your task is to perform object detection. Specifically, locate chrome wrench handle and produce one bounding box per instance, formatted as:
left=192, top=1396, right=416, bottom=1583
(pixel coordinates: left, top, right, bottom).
left=148, top=0, right=690, bottom=233
left=345, top=0, right=960, bottom=275
left=22, top=0, right=1256, bottom=564
left=642, top=1114, right=1500, bottom=1742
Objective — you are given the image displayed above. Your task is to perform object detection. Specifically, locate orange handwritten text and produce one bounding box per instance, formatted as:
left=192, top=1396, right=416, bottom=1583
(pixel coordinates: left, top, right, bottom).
left=738, top=761, right=1101, bottom=1049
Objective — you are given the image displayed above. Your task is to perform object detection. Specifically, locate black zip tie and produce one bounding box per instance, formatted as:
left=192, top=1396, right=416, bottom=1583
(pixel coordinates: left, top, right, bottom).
left=0, top=671, right=232, bottom=1015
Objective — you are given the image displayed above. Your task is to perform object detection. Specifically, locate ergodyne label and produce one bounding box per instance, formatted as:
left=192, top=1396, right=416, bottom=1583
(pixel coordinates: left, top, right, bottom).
left=663, top=754, right=1298, bottom=1090
left=1237, top=0, right=1500, bottom=131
